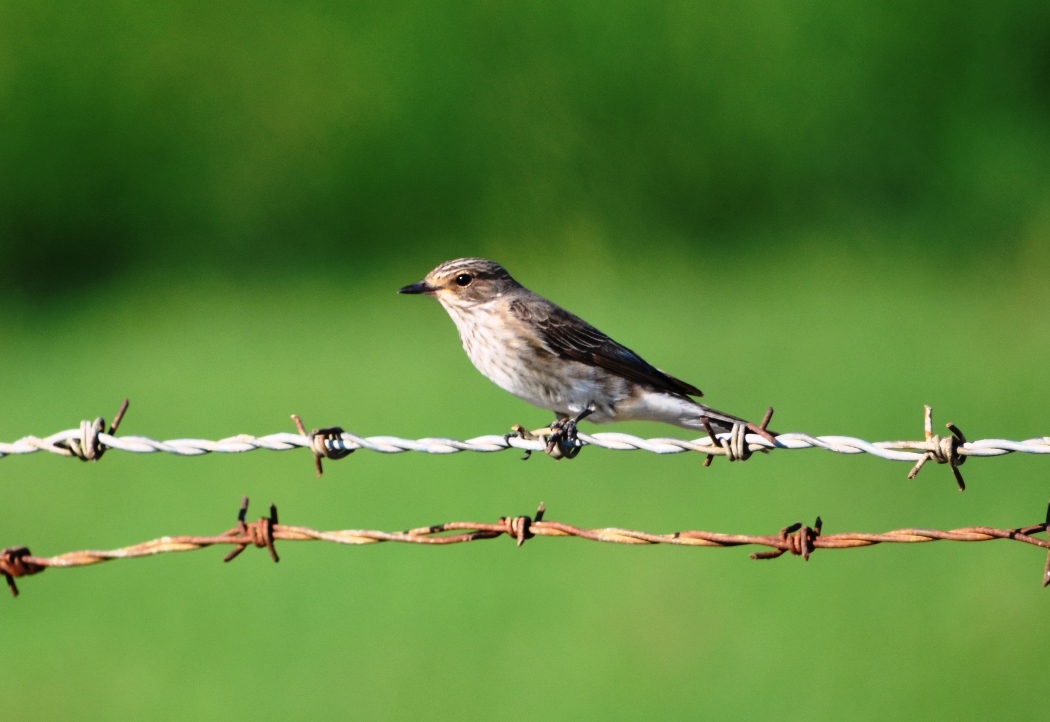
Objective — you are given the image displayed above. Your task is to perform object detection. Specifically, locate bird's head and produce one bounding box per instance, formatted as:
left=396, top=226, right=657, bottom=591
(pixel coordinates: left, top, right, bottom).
left=399, top=258, right=521, bottom=307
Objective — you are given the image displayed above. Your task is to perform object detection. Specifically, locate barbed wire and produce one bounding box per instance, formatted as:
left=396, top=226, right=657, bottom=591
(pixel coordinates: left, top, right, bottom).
left=2, top=400, right=1048, bottom=486
left=4, top=496, right=1050, bottom=597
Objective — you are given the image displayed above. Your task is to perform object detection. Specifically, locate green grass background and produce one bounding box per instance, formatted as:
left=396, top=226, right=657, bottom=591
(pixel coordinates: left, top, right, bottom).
left=2, top=1, right=1050, bottom=719
left=2, top=247, right=1049, bottom=719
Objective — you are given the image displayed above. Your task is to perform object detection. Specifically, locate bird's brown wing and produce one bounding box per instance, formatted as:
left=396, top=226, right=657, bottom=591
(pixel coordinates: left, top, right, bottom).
left=509, top=298, right=703, bottom=398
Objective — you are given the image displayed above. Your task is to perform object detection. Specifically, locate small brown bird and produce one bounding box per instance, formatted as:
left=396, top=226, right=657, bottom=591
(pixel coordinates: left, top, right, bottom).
left=399, top=258, right=770, bottom=448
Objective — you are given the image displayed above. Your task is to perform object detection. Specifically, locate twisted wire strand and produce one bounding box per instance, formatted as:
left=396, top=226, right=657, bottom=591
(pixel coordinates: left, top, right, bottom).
left=4, top=497, right=1050, bottom=597
left=2, top=404, right=1048, bottom=465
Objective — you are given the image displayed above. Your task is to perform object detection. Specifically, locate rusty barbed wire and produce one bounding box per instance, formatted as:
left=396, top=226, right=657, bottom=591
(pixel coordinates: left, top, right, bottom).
left=2, top=400, right=1048, bottom=485
left=4, top=497, right=1050, bottom=597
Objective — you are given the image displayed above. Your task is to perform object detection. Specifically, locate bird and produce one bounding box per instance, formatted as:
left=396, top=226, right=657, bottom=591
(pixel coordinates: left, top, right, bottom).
left=399, top=258, right=773, bottom=457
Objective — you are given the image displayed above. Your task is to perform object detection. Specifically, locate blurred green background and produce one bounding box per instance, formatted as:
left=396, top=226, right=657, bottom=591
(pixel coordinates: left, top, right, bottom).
left=2, top=1, right=1050, bottom=719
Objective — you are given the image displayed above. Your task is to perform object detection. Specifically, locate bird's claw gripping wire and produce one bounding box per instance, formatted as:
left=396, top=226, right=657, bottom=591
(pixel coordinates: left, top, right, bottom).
left=504, top=408, right=594, bottom=460
left=544, top=407, right=594, bottom=460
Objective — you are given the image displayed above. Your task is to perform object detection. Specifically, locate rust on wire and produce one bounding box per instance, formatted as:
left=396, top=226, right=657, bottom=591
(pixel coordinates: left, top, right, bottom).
left=5, top=498, right=1050, bottom=597
left=222, top=495, right=280, bottom=563
left=0, top=546, right=45, bottom=597
left=750, top=517, right=823, bottom=561
left=746, top=406, right=778, bottom=445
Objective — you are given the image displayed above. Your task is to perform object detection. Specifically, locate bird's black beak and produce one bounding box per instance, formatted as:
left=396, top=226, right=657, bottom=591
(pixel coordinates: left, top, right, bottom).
left=398, top=280, right=433, bottom=295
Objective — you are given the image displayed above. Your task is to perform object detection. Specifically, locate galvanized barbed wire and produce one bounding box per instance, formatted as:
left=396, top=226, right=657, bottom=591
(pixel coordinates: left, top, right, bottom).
left=5, top=496, right=1050, bottom=597
left=3, top=400, right=1050, bottom=486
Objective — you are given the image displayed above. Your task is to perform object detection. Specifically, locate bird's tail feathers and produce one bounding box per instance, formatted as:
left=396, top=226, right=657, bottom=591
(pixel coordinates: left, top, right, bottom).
left=688, top=406, right=746, bottom=434
left=682, top=404, right=777, bottom=437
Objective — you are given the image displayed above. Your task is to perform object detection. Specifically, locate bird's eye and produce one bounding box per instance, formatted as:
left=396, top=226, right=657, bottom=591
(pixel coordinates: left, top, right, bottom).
left=455, top=273, right=473, bottom=287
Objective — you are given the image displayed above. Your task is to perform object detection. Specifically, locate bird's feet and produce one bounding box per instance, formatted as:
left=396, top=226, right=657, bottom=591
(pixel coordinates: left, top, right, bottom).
left=544, top=407, right=594, bottom=460
left=506, top=408, right=594, bottom=460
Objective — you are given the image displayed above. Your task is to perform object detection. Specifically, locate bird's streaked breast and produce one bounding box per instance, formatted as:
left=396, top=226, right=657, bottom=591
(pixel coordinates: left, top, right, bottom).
left=438, top=298, right=610, bottom=415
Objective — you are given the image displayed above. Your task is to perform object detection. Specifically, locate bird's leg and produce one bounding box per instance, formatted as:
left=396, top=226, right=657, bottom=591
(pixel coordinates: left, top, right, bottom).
left=545, top=407, right=594, bottom=460
left=536, top=412, right=568, bottom=439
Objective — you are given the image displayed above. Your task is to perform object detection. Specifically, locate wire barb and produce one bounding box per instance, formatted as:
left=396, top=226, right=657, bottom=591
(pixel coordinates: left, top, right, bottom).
left=746, top=406, right=777, bottom=445
left=750, top=517, right=823, bottom=561
left=700, top=411, right=776, bottom=463
left=498, top=502, right=545, bottom=547
left=56, top=398, right=130, bottom=462
left=5, top=499, right=1050, bottom=597
left=222, top=497, right=280, bottom=563
left=907, top=405, right=967, bottom=490
left=291, top=414, right=354, bottom=477
left=0, top=546, right=45, bottom=597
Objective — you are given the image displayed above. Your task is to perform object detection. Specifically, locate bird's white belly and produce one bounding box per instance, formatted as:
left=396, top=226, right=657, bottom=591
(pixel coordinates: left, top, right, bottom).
left=443, top=301, right=611, bottom=417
